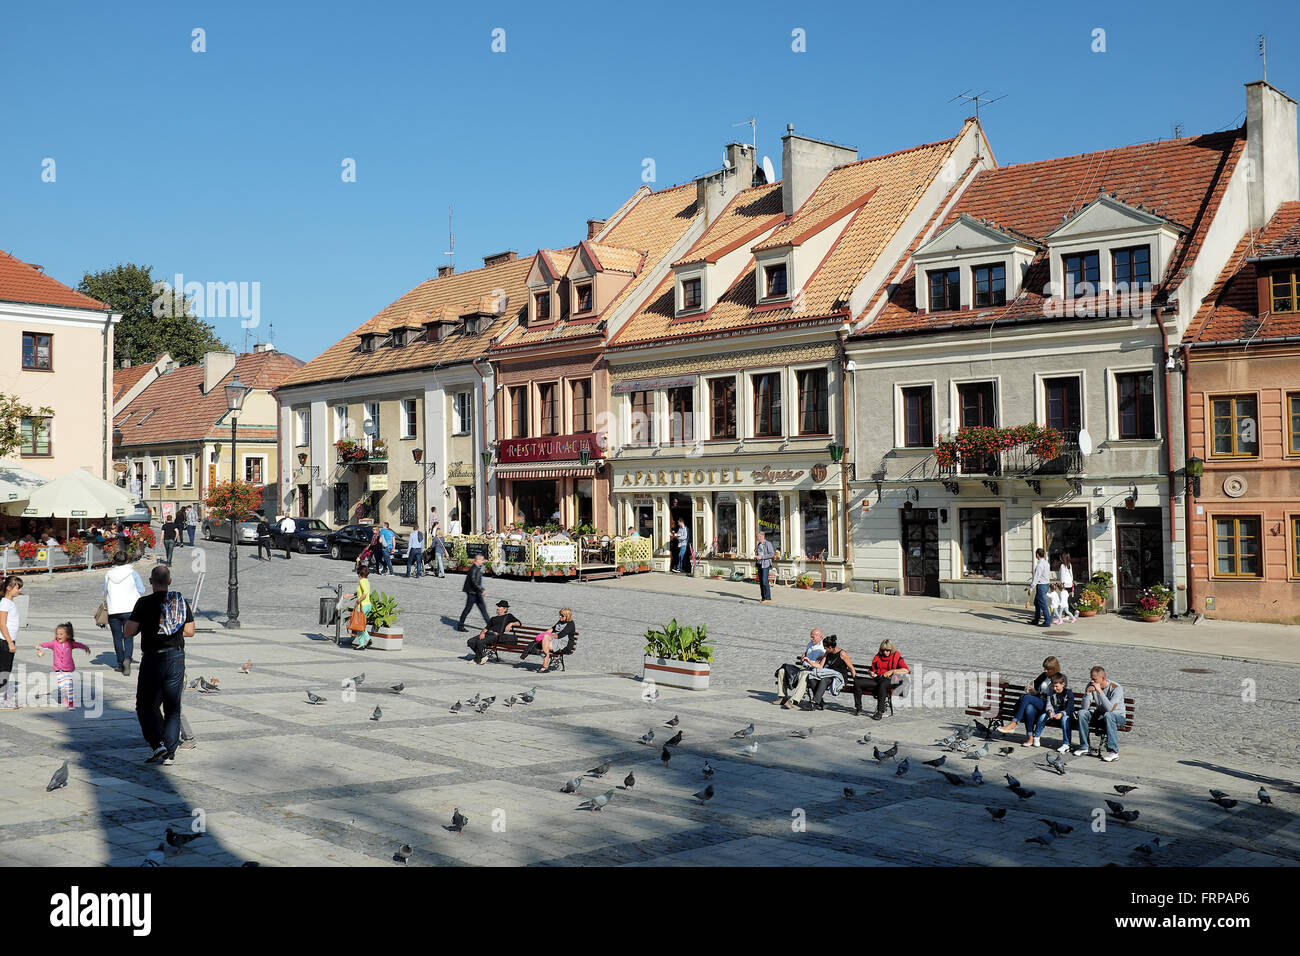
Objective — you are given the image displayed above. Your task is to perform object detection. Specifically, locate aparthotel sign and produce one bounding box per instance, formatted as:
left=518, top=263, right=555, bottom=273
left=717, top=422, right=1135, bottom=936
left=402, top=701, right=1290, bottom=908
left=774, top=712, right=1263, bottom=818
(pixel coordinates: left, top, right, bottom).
left=616, top=462, right=833, bottom=490
left=498, top=433, right=602, bottom=463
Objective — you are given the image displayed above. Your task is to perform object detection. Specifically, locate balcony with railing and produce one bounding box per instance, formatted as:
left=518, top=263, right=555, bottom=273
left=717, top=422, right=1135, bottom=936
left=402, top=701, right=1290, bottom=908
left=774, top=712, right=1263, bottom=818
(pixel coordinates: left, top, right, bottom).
left=906, top=427, right=1082, bottom=488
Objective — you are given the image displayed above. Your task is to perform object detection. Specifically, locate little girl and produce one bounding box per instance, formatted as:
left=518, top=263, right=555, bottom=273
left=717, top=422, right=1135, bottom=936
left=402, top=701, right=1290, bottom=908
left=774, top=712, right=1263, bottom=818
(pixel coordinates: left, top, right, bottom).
left=35, top=622, right=90, bottom=710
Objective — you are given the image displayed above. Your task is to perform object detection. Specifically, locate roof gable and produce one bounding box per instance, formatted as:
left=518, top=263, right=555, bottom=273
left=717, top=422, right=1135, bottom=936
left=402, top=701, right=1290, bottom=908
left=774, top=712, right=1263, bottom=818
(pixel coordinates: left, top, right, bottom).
left=915, top=213, right=1035, bottom=258
left=1046, top=192, right=1184, bottom=241
left=0, top=249, right=110, bottom=312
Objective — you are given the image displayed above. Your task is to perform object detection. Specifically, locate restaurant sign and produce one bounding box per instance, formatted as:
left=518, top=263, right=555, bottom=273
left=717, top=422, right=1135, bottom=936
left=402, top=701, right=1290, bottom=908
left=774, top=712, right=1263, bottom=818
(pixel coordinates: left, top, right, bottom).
left=498, top=433, right=603, bottom=464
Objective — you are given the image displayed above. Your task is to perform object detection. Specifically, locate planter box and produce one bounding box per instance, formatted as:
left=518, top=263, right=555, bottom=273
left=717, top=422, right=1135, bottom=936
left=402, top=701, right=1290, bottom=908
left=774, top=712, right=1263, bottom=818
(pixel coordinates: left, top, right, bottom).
left=643, top=656, right=710, bottom=691
left=1138, top=614, right=1163, bottom=623
left=368, top=626, right=403, bottom=651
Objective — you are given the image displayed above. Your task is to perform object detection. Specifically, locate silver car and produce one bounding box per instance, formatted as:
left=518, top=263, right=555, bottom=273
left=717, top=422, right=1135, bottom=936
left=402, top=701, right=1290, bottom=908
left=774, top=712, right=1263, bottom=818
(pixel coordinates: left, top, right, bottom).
left=202, top=517, right=260, bottom=544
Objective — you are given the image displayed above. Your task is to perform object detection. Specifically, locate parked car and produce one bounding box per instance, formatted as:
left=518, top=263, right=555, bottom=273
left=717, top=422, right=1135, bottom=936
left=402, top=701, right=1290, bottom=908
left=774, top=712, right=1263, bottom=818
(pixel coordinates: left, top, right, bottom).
left=202, top=516, right=260, bottom=544
left=270, top=517, right=332, bottom=553
left=325, top=524, right=407, bottom=562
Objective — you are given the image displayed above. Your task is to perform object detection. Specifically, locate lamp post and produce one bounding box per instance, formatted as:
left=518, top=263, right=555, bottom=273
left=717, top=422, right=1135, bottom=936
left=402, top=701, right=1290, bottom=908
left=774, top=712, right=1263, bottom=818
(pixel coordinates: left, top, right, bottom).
left=224, top=373, right=247, bottom=629
left=412, top=447, right=436, bottom=534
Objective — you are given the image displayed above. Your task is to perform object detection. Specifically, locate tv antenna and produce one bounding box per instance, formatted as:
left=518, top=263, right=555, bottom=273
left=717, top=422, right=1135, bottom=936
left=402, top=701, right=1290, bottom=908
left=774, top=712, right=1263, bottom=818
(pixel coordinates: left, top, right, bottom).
left=444, top=204, right=454, bottom=270
left=731, top=116, right=757, bottom=150
left=950, top=89, right=1006, bottom=161
left=1258, top=34, right=1267, bottom=82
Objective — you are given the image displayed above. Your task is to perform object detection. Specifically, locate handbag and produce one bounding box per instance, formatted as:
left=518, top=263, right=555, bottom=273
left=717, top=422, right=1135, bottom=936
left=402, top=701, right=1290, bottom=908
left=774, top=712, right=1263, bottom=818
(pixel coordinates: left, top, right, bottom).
left=94, top=601, right=109, bottom=628
left=348, top=606, right=367, bottom=632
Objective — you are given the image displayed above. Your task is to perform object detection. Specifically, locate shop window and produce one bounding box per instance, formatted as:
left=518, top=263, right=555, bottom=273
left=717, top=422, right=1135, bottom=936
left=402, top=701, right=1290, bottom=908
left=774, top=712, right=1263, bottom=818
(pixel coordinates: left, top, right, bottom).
left=755, top=490, right=781, bottom=554
left=1043, top=507, right=1090, bottom=583
left=714, top=494, right=738, bottom=554
left=667, top=387, right=694, bottom=444
left=629, top=391, right=655, bottom=444
left=800, top=490, right=829, bottom=559
left=709, top=378, right=736, bottom=439
left=959, top=508, right=1003, bottom=579
left=1214, top=516, right=1262, bottom=578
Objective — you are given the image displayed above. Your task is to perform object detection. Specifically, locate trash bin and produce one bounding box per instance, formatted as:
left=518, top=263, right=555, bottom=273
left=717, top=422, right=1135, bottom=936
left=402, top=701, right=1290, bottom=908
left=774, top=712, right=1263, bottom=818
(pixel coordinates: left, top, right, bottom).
left=319, top=597, right=338, bottom=626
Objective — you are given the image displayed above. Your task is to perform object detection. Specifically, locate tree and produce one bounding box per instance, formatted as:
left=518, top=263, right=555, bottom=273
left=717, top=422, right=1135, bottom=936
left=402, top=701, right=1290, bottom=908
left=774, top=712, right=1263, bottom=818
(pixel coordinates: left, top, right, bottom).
left=0, top=395, right=54, bottom=459
left=77, top=263, right=228, bottom=368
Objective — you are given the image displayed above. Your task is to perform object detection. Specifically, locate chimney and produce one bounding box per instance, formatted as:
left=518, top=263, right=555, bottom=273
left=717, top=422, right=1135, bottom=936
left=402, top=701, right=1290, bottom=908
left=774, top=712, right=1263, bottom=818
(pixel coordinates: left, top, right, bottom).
left=202, top=351, right=237, bottom=395
left=586, top=219, right=606, bottom=240
left=482, top=250, right=518, bottom=268
left=781, top=125, right=858, bottom=217
left=121, top=358, right=132, bottom=369
left=725, top=143, right=757, bottom=191
left=1245, top=81, right=1300, bottom=230
left=251, top=342, right=276, bottom=353
left=437, top=265, right=455, bottom=278
left=694, top=143, right=762, bottom=225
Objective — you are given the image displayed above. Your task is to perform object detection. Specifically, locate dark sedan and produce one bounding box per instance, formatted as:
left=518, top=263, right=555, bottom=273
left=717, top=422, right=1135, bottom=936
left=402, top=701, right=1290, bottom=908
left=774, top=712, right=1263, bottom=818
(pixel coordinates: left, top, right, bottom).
left=270, top=518, right=332, bottom=553
left=325, top=524, right=407, bottom=562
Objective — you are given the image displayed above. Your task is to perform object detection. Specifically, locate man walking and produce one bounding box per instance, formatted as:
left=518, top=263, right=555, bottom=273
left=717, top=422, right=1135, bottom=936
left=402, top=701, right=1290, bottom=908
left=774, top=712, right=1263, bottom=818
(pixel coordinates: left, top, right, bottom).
left=406, top=527, right=425, bottom=578
left=255, top=513, right=272, bottom=561
left=161, top=514, right=177, bottom=566
left=125, top=565, right=193, bottom=766
left=1028, top=548, right=1051, bottom=627
left=185, top=505, right=198, bottom=547
left=279, top=513, right=296, bottom=559
left=755, top=531, right=775, bottom=603
left=456, top=553, right=490, bottom=632
left=674, top=519, right=689, bottom=573
left=467, top=600, right=520, bottom=666
left=1075, top=666, right=1126, bottom=761
left=378, top=522, right=395, bottom=575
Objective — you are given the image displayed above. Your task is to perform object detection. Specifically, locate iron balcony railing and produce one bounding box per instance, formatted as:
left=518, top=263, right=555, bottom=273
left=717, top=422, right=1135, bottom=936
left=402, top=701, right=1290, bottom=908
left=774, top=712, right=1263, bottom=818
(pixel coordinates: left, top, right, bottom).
left=928, top=428, right=1083, bottom=480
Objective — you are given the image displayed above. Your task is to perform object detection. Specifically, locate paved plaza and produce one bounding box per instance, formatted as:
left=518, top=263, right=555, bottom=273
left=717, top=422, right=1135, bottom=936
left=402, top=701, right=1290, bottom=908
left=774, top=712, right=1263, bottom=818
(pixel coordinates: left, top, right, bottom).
left=1, top=539, right=1297, bottom=867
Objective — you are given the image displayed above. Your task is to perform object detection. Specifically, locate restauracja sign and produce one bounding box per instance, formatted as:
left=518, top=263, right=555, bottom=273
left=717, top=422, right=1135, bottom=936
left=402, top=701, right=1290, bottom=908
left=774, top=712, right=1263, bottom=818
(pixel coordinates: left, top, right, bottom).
left=498, top=433, right=603, bottom=463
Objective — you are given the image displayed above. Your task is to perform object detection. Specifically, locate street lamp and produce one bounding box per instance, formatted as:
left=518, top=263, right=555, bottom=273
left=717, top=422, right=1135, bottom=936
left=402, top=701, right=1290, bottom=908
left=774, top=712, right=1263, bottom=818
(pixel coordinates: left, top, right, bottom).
left=412, top=447, right=436, bottom=532
left=224, top=373, right=247, bottom=629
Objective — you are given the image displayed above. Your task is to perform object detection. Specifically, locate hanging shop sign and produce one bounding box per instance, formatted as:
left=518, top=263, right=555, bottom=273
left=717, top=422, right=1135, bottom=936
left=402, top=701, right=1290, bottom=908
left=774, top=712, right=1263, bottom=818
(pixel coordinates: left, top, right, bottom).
left=368, top=473, right=389, bottom=492
left=498, top=433, right=602, bottom=464
left=447, top=461, right=476, bottom=486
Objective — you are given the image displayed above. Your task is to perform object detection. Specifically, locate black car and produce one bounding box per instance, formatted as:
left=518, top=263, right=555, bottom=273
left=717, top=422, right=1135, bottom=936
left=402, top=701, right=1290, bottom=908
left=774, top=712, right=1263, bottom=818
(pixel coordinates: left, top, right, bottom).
left=269, top=518, right=332, bottom=553
left=325, top=524, right=407, bottom=562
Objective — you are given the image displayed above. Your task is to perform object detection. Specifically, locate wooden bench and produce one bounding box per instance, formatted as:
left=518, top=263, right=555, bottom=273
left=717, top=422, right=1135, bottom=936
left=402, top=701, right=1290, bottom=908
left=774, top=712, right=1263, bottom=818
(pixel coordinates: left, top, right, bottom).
left=965, top=678, right=1136, bottom=749
left=485, top=624, right=580, bottom=672
left=794, top=670, right=908, bottom=716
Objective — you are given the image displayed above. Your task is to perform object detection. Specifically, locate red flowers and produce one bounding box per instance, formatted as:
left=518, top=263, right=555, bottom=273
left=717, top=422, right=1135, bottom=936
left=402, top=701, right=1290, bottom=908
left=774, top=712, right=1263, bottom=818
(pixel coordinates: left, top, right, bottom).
left=935, top=424, right=1063, bottom=467
left=205, top=480, right=263, bottom=521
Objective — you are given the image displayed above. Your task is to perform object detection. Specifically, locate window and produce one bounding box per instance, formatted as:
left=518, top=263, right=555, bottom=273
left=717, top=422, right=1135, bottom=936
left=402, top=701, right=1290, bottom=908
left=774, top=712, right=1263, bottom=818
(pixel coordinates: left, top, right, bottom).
left=576, top=479, right=594, bottom=527
left=755, top=491, right=781, bottom=553
left=752, top=373, right=782, bottom=437
left=972, top=264, right=1006, bottom=307
left=1210, top=395, right=1258, bottom=458
left=959, top=508, right=1003, bottom=579
left=334, top=405, right=349, bottom=441
left=901, top=386, right=933, bottom=447
left=401, top=399, right=418, bottom=439
left=20, top=416, right=51, bottom=456
left=667, top=387, right=694, bottom=444
left=682, top=277, right=702, bottom=311
left=1063, top=251, right=1100, bottom=297
left=797, top=368, right=829, bottom=435
left=1116, top=372, right=1156, bottom=439
left=245, top=458, right=264, bottom=483
left=764, top=263, right=787, bottom=299
left=957, top=381, right=997, bottom=471
left=166, top=458, right=177, bottom=487
left=928, top=268, right=959, bottom=311
left=1293, top=516, right=1300, bottom=578
left=360, top=334, right=376, bottom=353
left=1289, top=393, right=1300, bottom=456
left=333, top=482, right=349, bottom=525
left=364, top=402, right=380, bottom=443
left=714, top=494, right=738, bottom=553
left=183, top=458, right=194, bottom=488
left=295, top=408, right=310, bottom=446
left=709, top=378, right=736, bottom=439
left=399, top=481, right=418, bottom=526
left=22, top=332, right=52, bottom=370
left=800, top=490, right=829, bottom=558
left=1214, top=516, right=1262, bottom=578
left=538, top=382, right=559, bottom=436
left=1044, top=377, right=1082, bottom=434
left=534, top=292, right=551, bottom=321
left=391, top=329, right=406, bottom=347
left=1271, top=267, right=1299, bottom=313
left=510, top=386, right=529, bottom=438
left=576, top=283, right=593, bottom=313
left=571, top=379, right=592, bottom=433
left=454, top=391, right=472, bottom=435
left=1112, top=246, right=1151, bottom=289
left=629, top=391, right=655, bottom=444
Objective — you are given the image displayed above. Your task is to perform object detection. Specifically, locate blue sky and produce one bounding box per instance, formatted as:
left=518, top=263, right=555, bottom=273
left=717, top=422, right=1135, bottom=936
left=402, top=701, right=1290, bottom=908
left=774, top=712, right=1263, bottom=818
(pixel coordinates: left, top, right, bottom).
left=2, top=0, right=1295, bottom=362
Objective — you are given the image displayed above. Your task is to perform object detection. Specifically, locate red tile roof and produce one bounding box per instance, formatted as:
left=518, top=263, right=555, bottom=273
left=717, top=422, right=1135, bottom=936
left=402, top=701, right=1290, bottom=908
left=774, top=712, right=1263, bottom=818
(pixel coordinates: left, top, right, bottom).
left=112, top=364, right=153, bottom=404
left=859, top=129, right=1246, bottom=338
left=0, top=249, right=110, bottom=311
left=1188, top=201, right=1300, bottom=344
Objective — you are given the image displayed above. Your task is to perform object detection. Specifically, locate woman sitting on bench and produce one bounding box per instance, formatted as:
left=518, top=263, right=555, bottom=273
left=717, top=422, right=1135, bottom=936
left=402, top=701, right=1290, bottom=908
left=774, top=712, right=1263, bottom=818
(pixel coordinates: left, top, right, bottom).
left=521, top=607, right=576, bottom=673
left=807, top=635, right=855, bottom=711
left=859, top=639, right=910, bottom=721
left=997, top=656, right=1060, bottom=747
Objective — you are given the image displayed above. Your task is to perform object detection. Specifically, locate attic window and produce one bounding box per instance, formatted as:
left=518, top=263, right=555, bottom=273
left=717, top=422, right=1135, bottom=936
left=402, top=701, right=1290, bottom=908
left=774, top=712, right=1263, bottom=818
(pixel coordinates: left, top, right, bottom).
left=1272, top=267, right=1300, bottom=314
left=927, top=268, right=959, bottom=312
left=360, top=334, right=377, bottom=353
left=682, top=278, right=702, bottom=311
left=1112, top=246, right=1151, bottom=290
left=391, top=329, right=406, bottom=347
left=763, top=263, right=788, bottom=299
left=1063, top=251, right=1100, bottom=298
left=972, top=264, right=1006, bottom=308
left=535, top=292, right=551, bottom=322
left=137, top=409, right=157, bottom=426
left=576, top=283, right=593, bottom=313
left=464, top=316, right=482, bottom=335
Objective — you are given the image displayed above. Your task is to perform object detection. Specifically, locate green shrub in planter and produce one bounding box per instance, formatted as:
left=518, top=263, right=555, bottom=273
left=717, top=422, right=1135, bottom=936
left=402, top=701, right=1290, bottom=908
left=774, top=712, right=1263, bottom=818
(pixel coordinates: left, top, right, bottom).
left=643, top=619, right=714, bottom=663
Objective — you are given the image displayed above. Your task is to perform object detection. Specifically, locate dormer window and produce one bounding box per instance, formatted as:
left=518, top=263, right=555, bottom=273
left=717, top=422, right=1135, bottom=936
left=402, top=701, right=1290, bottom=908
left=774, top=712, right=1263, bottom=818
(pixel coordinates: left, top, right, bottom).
left=360, top=334, right=377, bottom=353
left=535, top=292, right=551, bottom=322
left=682, top=278, right=702, bottom=311
left=575, top=283, right=593, bottom=313
left=1270, top=267, right=1299, bottom=313
left=927, top=268, right=959, bottom=312
left=972, top=264, right=1006, bottom=308
left=391, top=329, right=406, bottom=347
left=764, top=263, right=788, bottom=299
left=1063, top=251, right=1100, bottom=297
left=463, top=316, right=482, bottom=335
left=1112, top=246, right=1151, bottom=290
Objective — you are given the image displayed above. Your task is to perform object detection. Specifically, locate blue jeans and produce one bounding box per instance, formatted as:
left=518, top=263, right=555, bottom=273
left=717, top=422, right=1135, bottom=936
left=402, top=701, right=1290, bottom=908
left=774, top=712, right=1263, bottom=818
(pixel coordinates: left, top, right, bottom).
left=1078, top=708, right=1126, bottom=753
left=1032, top=584, right=1050, bottom=624
left=406, top=549, right=424, bottom=577
left=108, top=612, right=133, bottom=666
left=675, top=542, right=688, bottom=571
left=1013, top=694, right=1044, bottom=731
left=434, top=551, right=446, bottom=575
left=759, top=565, right=772, bottom=601
left=164, top=540, right=175, bottom=565
left=136, top=648, right=185, bottom=755
left=1038, top=710, right=1078, bottom=748
left=187, top=526, right=195, bottom=546
left=379, top=546, right=393, bottom=574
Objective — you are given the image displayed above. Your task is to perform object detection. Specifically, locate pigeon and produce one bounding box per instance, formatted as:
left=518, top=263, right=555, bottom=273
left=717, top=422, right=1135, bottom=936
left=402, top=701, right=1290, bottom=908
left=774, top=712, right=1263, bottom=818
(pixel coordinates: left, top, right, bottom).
left=370, top=706, right=382, bottom=721
left=638, top=730, right=656, bottom=746
left=1209, top=789, right=1230, bottom=800
left=165, top=827, right=203, bottom=848
left=1040, top=819, right=1074, bottom=836
left=1114, top=785, right=1138, bottom=795
left=702, top=762, right=715, bottom=778
left=142, top=844, right=165, bottom=867
left=579, top=790, right=614, bottom=812
left=665, top=730, right=683, bottom=747
left=449, top=701, right=462, bottom=714
left=479, top=695, right=496, bottom=709
left=1026, top=832, right=1056, bottom=847
left=843, top=787, right=855, bottom=799
left=1112, top=809, right=1141, bottom=823
left=623, top=771, right=636, bottom=790
left=587, top=760, right=612, bottom=777
left=1134, top=837, right=1162, bottom=856
left=692, top=784, right=715, bottom=804
left=1005, top=774, right=1021, bottom=789
left=1209, top=796, right=1238, bottom=810
left=351, top=673, right=366, bottom=687
left=922, top=755, right=946, bottom=768
left=789, top=727, right=814, bottom=739
left=984, top=806, right=1006, bottom=821
left=197, top=677, right=220, bottom=694
left=939, top=770, right=964, bottom=786
left=858, top=733, right=873, bottom=745
left=46, top=761, right=69, bottom=792
left=451, top=808, right=468, bottom=833
left=1258, top=787, right=1271, bottom=805
left=394, top=844, right=412, bottom=864
left=391, top=683, right=404, bottom=694
left=873, top=746, right=886, bottom=763
left=734, top=723, right=755, bottom=739
left=881, top=742, right=899, bottom=761
left=954, top=725, right=973, bottom=741
left=972, top=766, right=984, bottom=785
left=519, top=687, right=536, bottom=704
left=642, top=686, right=658, bottom=702
left=238, top=660, right=252, bottom=674
left=1010, top=786, right=1035, bottom=800
left=1106, top=799, right=1126, bottom=815
left=504, top=695, right=518, bottom=708
left=973, top=718, right=992, bottom=739
left=661, top=747, right=672, bottom=765
left=972, top=743, right=990, bottom=760
left=560, top=776, right=583, bottom=793
left=306, top=690, right=326, bottom=705
left=895, top=758, right=910, bottom=777
left=998, top=747, right=1016, bottom=757
left=665, top=715, right=680, bottom=727
left=1044, top=751, right=1065, bottom=775
left=188, top=678, right=200, bottom=689
left=740, top=740, right=758, bottom=757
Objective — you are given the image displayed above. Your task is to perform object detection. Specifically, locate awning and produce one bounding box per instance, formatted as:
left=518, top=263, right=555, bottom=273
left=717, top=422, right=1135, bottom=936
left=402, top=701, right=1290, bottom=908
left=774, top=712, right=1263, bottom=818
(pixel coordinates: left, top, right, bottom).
left=495, top=466, right=597, bottom=480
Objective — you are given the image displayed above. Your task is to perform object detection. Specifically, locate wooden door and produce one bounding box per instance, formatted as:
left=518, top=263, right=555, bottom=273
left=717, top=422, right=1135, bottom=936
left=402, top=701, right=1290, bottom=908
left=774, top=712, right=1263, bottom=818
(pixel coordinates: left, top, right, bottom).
left=901, top=508, right=940, bottom=597
left=1116, top=509, right=1163, bottom=607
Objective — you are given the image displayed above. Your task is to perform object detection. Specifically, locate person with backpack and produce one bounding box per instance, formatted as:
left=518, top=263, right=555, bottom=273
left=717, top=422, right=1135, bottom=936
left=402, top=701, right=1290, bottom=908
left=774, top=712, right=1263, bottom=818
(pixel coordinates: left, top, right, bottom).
left=125, top=564, right=194, bottom=765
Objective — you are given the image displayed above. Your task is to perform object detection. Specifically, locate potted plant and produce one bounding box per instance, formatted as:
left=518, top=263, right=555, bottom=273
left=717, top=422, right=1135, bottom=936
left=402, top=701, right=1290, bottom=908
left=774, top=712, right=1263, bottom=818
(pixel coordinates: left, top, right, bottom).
left=366, top=591, right=403, bottom=650
left=1135, top=583, right=1173, bottom=622
left=16, top=540, right=41, bottom=564
left=643, top=619, right=714, bottom=691
left=1075, top=590, right=1104, bottom=617
left=62, top=537, right=87, bottom=562
left=795, top=572, right=814, bottom=590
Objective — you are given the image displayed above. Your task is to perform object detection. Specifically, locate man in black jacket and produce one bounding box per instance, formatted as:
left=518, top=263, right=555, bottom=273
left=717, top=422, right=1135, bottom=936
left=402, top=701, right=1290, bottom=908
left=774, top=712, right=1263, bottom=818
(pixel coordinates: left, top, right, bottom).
left=456, top=553, right=490, bottom=631
left=467, top=600, right=519, bottom=665
left=255, top=513, right=272, bottom=561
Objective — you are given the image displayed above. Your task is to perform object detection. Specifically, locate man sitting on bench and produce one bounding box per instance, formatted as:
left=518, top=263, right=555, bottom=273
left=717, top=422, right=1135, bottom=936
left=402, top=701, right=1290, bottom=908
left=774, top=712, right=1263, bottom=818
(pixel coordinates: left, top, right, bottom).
left=1074, top=665, right=1126, bottom=761
left=468, top=600, right=520, bottom=666
left=774, top=629, right=827, bottom=709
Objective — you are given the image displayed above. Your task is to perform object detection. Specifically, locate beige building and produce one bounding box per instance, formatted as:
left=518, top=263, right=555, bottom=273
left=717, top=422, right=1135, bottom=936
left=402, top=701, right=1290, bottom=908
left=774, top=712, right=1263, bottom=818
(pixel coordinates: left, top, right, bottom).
left=0, top=249, right=121, bottom=478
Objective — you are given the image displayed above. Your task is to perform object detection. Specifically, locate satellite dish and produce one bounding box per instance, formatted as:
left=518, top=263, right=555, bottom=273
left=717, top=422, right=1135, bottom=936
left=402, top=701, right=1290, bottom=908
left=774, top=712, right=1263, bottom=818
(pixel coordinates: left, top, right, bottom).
left=762, top=155, right=776, bottom=185
left=1077, top=428, right=1093, bottom=456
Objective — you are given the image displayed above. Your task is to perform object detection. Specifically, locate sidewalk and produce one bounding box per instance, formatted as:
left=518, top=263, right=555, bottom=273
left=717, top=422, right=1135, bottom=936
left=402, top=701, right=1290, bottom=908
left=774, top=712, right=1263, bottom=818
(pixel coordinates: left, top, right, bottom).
left=604, top=572, right=1300, bottom=667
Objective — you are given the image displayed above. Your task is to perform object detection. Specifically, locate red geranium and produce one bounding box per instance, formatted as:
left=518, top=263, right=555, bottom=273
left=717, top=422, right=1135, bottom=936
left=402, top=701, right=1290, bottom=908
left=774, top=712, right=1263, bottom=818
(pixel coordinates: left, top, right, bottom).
left=205, top=480, right=263, bottom=521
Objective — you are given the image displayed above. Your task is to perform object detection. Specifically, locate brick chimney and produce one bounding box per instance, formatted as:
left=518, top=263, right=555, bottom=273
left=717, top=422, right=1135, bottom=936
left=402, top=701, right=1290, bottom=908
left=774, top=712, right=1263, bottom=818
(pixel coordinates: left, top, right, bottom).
left=781, top=125, right=858, bottom=217
left=483, top=250, right=518, bottom=268
left=201, top=351, right=237, bottom=395
left=437, top=265, right=455, bottom=278
left=587, top=219, right=606, bottom=240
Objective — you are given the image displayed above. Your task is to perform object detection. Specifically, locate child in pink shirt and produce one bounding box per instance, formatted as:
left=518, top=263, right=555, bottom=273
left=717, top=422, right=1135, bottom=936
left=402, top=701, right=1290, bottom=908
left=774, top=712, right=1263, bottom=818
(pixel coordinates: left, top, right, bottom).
left=35, top=622, right=90, bottom=710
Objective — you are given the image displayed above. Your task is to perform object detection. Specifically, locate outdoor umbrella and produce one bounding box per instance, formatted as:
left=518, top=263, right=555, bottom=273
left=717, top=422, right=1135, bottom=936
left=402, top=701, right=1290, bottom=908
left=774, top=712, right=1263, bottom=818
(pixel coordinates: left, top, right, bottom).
left=7, top=469, right=150, bottom=531
left=0, top=460, right=49, bottom=510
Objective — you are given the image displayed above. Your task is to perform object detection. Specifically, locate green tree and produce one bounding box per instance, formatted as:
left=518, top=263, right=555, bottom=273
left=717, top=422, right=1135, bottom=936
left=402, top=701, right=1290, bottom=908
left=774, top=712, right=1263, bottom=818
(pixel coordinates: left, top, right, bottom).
left=77, top=263, right=228, bottom=368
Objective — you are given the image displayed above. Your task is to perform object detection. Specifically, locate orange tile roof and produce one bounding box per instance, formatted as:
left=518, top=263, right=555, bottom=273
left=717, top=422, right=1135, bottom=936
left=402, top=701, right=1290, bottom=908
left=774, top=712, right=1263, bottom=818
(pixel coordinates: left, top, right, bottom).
left=612, top=129, right=970, bottom=348
left=1188, top=201, right=1300, bottom=344
left=859, top=129, right=1246, bottom=338
left=582, top=241, right=644, bottom=274
left=674, top=183, right=784, bottom=266
left=116, top=350, right=304, bottom=447
left=0, top=249, right=109, bottom=311
left=112, top=364, right=153, bottom=404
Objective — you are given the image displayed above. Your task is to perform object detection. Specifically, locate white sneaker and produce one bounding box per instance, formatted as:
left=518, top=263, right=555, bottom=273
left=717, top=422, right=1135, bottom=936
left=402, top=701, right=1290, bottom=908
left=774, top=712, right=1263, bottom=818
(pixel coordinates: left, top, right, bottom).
left=1031, top=738, right=1040, bottom=748
left=1102, top=751, right=1119, bottom=762
left=1072, top=747, right=1091, bottom=757
left=1056, top=743, right=1072, bottom=753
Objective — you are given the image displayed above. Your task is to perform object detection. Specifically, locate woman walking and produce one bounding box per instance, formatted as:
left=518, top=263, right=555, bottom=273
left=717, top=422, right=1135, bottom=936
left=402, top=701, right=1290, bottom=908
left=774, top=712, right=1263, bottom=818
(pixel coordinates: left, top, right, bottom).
left=0, top=575, right=23, bottom=709
left=344, top=566, right=374, bottom=650
left=104, top=550, right=146, bottom=675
